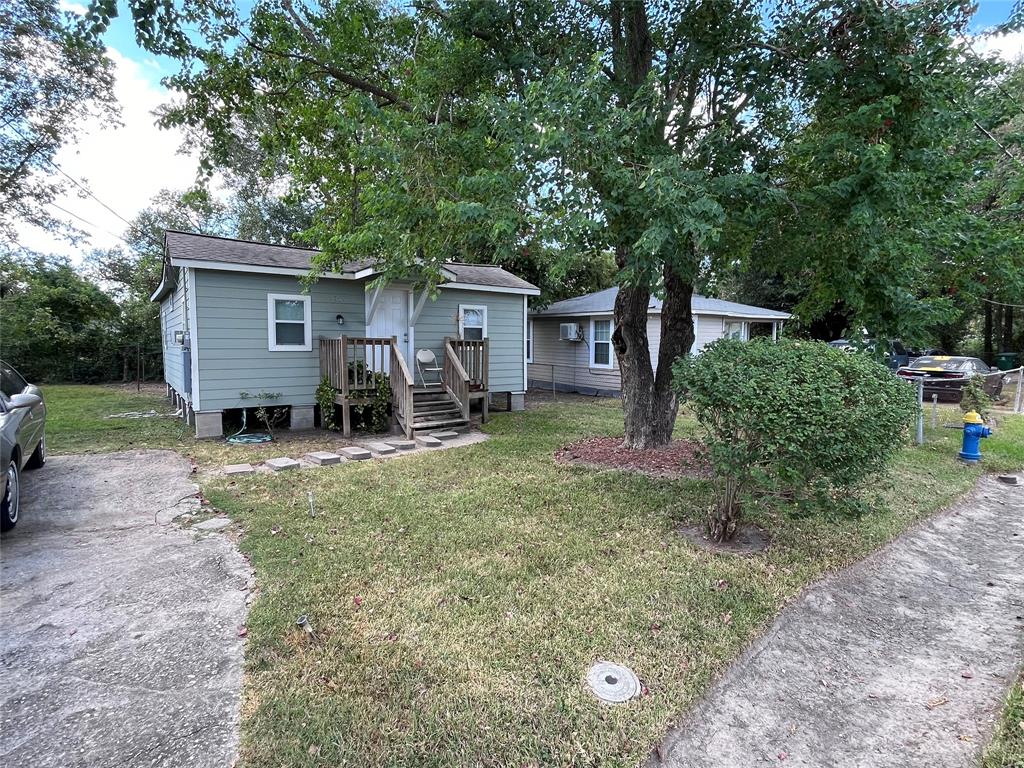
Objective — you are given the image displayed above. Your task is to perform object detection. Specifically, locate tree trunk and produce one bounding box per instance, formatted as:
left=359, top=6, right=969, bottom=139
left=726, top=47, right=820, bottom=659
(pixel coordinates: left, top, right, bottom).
left=605, top=0, right=696, bottom=449
left=613, top=257, right=695, bottom=450
left=1002, top=306, right=1013, bottom=352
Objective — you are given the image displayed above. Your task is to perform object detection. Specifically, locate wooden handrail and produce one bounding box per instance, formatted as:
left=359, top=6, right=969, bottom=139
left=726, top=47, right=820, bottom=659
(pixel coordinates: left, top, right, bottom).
left=389, top=336, right=415, bottom=439
left=442, top=339, right=471, bottom=419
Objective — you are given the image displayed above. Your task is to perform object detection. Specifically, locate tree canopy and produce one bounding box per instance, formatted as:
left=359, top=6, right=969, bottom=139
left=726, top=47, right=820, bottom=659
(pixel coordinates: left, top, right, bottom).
left=0, top=0, right=116, bottom=243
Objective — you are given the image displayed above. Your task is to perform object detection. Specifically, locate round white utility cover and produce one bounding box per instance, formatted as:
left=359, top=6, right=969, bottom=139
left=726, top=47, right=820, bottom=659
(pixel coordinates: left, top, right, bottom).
left=586, top=661, right=640, bottom=703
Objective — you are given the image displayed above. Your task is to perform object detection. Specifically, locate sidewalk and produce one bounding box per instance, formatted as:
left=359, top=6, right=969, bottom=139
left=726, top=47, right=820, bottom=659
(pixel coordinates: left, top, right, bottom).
left=652, top=475, right=1024, bottom=768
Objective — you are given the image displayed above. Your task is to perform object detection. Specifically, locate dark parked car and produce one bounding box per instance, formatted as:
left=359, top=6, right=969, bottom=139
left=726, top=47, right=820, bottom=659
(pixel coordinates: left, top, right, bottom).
left=1, top=361, right=46, bottom=532
left=896, top=356, right=1003, bottom=402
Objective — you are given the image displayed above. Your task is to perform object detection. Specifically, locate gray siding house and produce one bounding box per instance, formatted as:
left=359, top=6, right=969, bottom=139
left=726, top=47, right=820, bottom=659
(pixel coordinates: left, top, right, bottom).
left=528, top=287, right=791, bottom=396
left=152, top=231, right=539, bottom=437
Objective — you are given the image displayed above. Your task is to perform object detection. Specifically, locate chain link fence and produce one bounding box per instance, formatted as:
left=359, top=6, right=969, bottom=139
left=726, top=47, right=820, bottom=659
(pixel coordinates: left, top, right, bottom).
left=1, top=342, right=164, bottom=388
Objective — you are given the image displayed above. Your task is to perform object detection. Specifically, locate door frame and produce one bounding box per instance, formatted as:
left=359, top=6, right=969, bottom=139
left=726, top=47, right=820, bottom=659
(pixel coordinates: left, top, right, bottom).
left=365, top=284, right=414, bottom=363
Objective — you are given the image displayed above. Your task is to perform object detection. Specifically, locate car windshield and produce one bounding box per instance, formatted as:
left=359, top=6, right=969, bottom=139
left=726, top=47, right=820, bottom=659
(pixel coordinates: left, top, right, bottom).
left=910, top=357, right=974, bottom=371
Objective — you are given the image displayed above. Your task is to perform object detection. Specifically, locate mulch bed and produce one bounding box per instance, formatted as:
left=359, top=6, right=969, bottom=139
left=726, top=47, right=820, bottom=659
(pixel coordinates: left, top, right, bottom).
left=554, top=436, right=712, bottom=479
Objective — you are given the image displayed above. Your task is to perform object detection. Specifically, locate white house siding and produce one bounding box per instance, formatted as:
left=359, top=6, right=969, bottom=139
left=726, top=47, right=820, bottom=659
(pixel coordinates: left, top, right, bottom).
left=646, top=315, right=661, bottom=373
left=528, top=316, right=623, bottom=395
left=694, top=314, right=726, bottom=353
left=414, top=288, right=526, bottom=394
left=528, top=312, right=735, bottom=396
left=193, top=270, right=367, bottom=412
left=160, top=269, right=187, bottom=395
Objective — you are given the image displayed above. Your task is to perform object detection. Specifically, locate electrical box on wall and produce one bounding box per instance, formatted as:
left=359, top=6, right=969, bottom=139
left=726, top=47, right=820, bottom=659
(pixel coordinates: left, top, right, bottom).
left=174, top=330, right=185, bottom=345
left=559, top=323, right=582, bottom=341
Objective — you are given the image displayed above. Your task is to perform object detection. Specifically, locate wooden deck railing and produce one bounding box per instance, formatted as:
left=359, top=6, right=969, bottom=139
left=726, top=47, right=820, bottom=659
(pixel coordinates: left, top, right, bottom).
left=388, top=336, right=415, bottom=439
left=319, top=336, right=414, bottom=438
left=446, top=338, right=488, bottom=392
left=441, top=340, right=471, bottom=420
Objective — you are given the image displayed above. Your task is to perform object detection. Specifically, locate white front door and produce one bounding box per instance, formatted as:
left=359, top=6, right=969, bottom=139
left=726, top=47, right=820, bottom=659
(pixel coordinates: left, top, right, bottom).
left=366, top=288, right=409, bottom=372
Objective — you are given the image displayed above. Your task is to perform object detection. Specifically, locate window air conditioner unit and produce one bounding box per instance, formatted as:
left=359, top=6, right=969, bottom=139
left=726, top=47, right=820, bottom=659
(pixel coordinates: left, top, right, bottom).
left=559, top=322, right=582, bottom=341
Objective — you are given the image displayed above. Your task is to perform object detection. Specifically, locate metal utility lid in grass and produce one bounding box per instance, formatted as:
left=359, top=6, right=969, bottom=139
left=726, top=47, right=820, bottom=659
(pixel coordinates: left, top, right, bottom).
left=586, top=661, right=640, bottom=704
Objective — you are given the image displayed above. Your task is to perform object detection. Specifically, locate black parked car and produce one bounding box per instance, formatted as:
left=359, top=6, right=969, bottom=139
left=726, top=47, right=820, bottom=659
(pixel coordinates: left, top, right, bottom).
left=1, top=361, right=46, bottom=532
left=896, top=356, right=1003, bottom=402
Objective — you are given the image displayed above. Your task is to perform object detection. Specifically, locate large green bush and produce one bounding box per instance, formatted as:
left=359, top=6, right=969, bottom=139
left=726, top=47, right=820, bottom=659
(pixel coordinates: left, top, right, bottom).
left=672, top=338, right=918, bottom=541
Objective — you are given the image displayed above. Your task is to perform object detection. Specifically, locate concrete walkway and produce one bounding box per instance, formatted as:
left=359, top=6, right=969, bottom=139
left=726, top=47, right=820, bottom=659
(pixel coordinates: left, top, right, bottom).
left=653, top=475, right=1024, bottom=768
left=0, top=451, right=252, bottom=768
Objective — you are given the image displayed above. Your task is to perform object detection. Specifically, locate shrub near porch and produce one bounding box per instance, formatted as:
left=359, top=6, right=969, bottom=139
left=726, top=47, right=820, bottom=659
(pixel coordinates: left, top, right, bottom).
left=205, top=398, right=1024, bottom=767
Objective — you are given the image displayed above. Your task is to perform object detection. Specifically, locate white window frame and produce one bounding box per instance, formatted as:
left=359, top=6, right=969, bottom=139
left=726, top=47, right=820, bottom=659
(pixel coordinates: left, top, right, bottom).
left=458, top=304, right=488, bottom=340
left=267, top=293, right=312, bottom=352
left=724, top=319, right=747, bottom=341
left=526, top=319, right=534, bottom=363
left=590, top=317, right=614, bottom=369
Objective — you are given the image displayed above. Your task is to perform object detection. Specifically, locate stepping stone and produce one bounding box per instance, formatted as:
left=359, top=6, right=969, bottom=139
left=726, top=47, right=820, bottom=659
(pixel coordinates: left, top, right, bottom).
left=340, top=447, right=372, bottom=461
left=366, top=442, right=397, bottom=456
left=385, top=440, right=416, bottom=451
left=265, top=457, right=299, bottom=471
left=224, top=463, right=255, bottom=476
left=416, top=435, right=442, bottom=448
left=429, top=430, right=460, bottom=441
left=194, top=517, right=232, bottom=532
left=305, top=451, right=342, bottom=466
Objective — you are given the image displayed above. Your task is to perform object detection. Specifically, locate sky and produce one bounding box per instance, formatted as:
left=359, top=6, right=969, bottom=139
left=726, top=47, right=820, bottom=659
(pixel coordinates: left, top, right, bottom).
left=15, top=0, right=1024, bottom=261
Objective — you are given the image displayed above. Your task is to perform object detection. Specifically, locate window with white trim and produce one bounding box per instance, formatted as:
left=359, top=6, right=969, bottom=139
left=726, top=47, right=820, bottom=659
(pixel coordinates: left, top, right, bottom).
left=526, top=319, right=534, bottom=363
left=590, top=318, right=613, bottom=368
left=724, top=320, right=745, bottom=340
left=459, top=305, right=487, bottom=340
left=267, top=293, right=312, bottom=351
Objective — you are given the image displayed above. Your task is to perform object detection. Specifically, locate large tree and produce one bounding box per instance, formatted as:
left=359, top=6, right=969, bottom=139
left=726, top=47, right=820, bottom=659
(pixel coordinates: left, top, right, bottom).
left=95, top=0, right=997, bottom=446
left=0, top=0, right=115, bottom=243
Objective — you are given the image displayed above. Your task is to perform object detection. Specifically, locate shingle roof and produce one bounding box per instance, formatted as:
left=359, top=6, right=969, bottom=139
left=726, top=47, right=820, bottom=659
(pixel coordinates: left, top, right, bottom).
left=442, top=262, right=538, bottom=292
left=532, top=286, right=791, bottom=320
left=162, top=230, right=538, bottom=292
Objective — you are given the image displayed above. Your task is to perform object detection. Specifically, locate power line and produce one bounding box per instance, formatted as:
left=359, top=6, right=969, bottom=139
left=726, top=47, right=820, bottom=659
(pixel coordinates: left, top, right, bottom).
left=980, top=296, right=1024, bottom=309
left=7, top=123, right=165, bottom=252
left=46, top=201, right=143, bottom=252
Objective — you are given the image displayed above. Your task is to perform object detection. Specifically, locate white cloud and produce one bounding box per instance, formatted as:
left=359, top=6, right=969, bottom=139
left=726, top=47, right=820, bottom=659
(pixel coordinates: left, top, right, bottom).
left=972, top=30, right=1024, bottom=64
left=16, top=48, right=200, bottom=260
left=58, top=1, right=88, bottom=16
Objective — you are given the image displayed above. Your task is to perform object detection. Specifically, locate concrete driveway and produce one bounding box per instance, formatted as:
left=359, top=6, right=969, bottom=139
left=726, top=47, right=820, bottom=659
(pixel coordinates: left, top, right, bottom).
left=0, top=451, right=251, bottom=768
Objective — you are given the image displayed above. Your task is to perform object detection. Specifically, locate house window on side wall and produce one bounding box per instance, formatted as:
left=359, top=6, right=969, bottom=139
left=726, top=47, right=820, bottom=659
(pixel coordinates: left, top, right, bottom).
left=267, top=293, right=312, bottom=352
left=526, top=319, right=534, bottom=363
left=591, top=318, right=613, bottom=369
left=724, top=320, right=746, bottom=341
left=459, top=305, right=487, bottom=340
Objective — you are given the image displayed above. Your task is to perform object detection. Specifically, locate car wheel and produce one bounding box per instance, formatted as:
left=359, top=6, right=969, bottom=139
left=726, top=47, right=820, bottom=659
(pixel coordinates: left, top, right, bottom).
left=1, top=460, right=20, bottom=532
left=25, top=434, right=45, bottom=470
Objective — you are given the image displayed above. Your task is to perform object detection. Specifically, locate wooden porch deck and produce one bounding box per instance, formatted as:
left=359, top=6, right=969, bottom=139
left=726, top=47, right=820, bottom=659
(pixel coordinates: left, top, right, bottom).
left=319, top=336, right=489, bottom=438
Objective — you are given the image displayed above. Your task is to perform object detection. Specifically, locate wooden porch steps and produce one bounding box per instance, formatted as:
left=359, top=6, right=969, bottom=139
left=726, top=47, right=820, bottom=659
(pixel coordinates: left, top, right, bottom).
left=412, top=389, right=468, bottom=433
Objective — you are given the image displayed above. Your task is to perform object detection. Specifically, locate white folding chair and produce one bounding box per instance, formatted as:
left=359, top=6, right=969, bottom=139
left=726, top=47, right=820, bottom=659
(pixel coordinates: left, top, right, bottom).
left=416, top=349, right=443, bottom=387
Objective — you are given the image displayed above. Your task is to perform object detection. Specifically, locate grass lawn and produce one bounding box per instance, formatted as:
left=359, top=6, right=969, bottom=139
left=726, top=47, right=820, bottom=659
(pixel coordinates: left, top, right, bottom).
left=42, top=384, right=351, bottom=467
left=984, top=675, right=1024, bottom=768
left=42, top=385, right=1024, bottom=766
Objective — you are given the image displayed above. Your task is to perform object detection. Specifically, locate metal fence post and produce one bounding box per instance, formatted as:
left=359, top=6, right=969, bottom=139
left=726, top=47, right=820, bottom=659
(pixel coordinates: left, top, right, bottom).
left=931, top=393, right=938, bottom=430
left=916, top=378, right=924, bottom=446
left=1014, top=366, right=1023, bottom=414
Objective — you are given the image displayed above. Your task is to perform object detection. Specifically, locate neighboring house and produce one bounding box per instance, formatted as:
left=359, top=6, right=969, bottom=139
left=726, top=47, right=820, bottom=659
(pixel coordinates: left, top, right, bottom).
left=527, top=286, right=791, bottom=396
left=151, top=231, right=539, bottom=437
